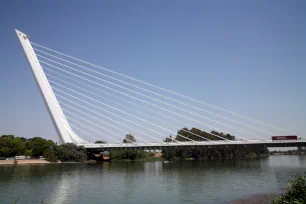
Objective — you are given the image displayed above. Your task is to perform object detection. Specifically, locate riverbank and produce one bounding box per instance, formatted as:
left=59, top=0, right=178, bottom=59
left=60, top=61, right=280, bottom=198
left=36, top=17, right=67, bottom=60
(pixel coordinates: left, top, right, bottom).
left=230, top=187, right=288, bottom=204
left=0, top=159, right=51, bottom=165
left=230, top=193, right=279, bottom=204
left=0, top=153, right=299, bottom=165
left=0, top=157, right=163, bottom=165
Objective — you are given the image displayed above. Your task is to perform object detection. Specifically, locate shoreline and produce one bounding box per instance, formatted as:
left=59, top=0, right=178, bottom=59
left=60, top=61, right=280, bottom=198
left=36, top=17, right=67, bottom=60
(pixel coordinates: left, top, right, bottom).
left=1, top=154, right=304, bottom=165
left=230, top=188, right=287, bottom=204
left=0, top=159, right=51, bottom=165
left=230, top=193, right=279, bottom=204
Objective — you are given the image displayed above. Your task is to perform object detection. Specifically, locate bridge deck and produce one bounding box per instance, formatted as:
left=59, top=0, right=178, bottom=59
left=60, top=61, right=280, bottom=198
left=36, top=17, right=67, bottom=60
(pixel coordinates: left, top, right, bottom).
left=80, top=140, right=306, bottom=149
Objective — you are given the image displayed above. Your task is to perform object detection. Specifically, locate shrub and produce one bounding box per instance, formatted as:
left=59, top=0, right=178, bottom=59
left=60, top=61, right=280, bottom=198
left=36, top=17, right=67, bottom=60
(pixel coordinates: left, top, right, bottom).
left=273, top=174, right=306, bottom=204
left=109, top=149, right=149, bottom=160
left=43, top=149, right=58, bottom=162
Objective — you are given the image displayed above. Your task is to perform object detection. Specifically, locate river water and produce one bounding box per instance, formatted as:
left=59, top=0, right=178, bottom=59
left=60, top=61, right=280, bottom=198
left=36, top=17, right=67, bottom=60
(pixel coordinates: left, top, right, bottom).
left=0, top=155, right=305, bottom=204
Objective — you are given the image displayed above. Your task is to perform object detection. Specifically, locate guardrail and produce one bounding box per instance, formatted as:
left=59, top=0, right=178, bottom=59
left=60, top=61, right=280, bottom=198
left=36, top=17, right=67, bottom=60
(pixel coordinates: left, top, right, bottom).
left=79, top=139, right=306, bottom=148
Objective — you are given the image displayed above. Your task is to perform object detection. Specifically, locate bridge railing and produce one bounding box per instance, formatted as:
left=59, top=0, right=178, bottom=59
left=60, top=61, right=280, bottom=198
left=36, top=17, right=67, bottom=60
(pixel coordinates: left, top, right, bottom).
left=79, top=139, right=306, bottom=149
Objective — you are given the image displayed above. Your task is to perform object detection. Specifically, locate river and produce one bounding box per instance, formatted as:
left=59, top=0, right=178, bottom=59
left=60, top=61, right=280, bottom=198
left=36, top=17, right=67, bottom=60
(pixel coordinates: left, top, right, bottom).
left=0, top=155, right=305, bottom=204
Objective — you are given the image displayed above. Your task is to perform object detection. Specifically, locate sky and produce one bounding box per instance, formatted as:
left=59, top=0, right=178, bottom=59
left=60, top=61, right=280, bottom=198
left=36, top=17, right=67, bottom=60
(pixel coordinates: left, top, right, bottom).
left=0, top=1, right=305, bottom=142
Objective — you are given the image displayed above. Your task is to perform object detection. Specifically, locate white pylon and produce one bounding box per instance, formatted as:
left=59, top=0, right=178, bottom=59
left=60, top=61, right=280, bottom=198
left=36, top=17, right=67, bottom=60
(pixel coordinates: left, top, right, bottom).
left=15, top=29, right=86, bottom=144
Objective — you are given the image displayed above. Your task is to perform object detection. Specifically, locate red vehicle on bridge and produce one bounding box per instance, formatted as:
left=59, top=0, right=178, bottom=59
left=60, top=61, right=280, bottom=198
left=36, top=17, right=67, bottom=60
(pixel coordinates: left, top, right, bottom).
left=271, top=135, right=298, bottom=141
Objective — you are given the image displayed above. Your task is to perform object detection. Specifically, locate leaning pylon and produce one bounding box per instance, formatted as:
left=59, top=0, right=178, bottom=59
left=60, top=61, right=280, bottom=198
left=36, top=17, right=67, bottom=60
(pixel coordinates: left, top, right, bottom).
left=16, top=30, right=86, bottom=144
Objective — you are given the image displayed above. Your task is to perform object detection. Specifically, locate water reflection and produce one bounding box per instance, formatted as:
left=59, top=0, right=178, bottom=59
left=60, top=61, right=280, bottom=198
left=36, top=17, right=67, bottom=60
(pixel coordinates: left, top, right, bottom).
left=0, top=156, right=306, bottom=204
left=268, top=155, right=302, bottom=167
left=49, top=167, right=82, bottom=204
left=0, top=164, right=60, bottom=203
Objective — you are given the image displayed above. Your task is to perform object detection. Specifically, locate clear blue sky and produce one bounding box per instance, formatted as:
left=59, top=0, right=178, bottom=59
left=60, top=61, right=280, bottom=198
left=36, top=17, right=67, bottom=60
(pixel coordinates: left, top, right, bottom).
left=1, top=0, right=305, bottom=141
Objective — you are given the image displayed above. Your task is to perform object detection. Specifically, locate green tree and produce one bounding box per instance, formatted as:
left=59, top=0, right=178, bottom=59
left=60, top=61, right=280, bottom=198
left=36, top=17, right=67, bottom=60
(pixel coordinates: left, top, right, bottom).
left=0, top=135, right=27, bottom=157
left=1, top=135, right=15, bottom=139
left=56, top=143, right=87, bottom=162
left=173, top=128, right=236, bottom=141
left=14, top=139, right=26, bottom=155
left=43, top=149, right=58, bottom=162
left=0, top=135, right=88, bottom=162
left=24, top=149, right=32, bottom=156
left=211, top=130, right=235, bottom=140
left=31, top=137, right=56, bottom=157
left=0, top=147, right=12, bottom=157
left=164, top=135, right=174, bottom=142
left=95, top=140, right=107, bottom=144
left=123, top=134, right=136, bottom=143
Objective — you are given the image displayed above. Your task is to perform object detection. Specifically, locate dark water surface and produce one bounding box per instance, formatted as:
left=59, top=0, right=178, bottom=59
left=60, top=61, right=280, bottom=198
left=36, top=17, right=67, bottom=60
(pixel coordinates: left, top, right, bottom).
left=0, top=155, right=305, bottom=204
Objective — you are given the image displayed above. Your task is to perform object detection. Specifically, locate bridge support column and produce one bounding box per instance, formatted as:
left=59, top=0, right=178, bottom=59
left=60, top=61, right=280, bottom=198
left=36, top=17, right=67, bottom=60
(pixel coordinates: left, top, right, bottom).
left=16, top=30, right=85, bottom=144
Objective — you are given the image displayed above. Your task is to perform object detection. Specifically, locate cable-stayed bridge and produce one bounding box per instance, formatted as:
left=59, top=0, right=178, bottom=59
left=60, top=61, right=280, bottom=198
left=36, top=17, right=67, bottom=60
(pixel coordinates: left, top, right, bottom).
left=15, top=30, right=305, bottom=150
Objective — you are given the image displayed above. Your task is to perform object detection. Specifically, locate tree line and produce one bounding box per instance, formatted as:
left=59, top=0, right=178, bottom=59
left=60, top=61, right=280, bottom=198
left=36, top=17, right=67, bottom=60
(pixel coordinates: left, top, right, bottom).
left=0, top=135, right=87, bottom=162
left=95, top=129, right=236, bottom=144
left=0, top=128, right=245, bottom=162
left=162, top=145, right=269, bottom=161
left=164, top=128, right=236, bottom=142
